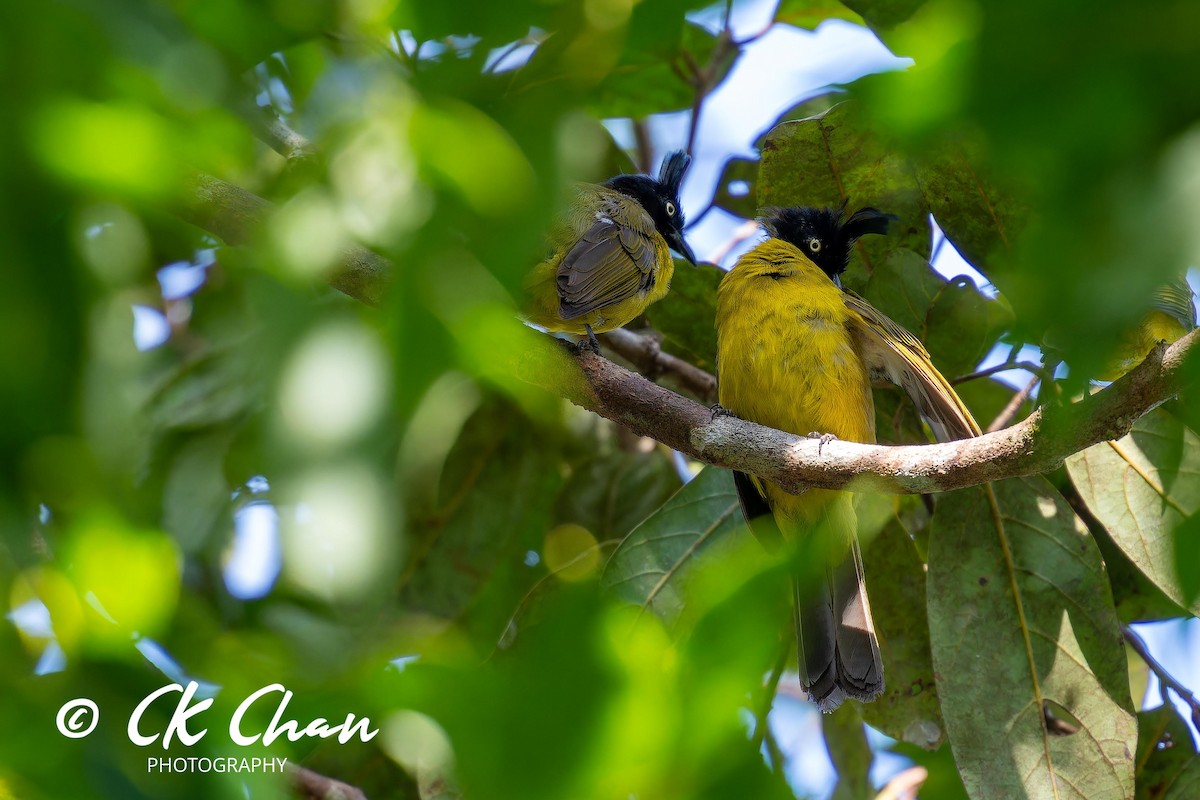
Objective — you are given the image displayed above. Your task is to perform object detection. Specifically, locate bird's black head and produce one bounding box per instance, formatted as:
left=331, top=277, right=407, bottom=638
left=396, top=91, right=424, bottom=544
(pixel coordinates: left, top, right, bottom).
left=760, top=204, right=894, bottom=281
left=605, top=150, right=696, bottom=265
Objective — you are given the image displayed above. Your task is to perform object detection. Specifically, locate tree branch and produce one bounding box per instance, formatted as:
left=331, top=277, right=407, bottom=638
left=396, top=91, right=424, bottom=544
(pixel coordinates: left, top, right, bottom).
left=599, top=329, right=717, bottom=402
left=179, top=172, right=391, bottom=306
left=178, top=171, right=1200, bottom=496
left=530, top=331, right=1196, bottom=495
left=1123, top=625, right=1200, bottom=730
left=288, top=764, right=368, bottom=800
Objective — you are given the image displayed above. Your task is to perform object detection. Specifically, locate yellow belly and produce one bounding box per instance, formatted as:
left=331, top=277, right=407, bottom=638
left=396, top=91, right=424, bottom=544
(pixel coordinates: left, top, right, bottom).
left=716, top=242, right=874, bottom=524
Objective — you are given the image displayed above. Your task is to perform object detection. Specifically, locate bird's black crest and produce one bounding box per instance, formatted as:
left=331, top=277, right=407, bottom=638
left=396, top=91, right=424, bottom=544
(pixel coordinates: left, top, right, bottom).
left=759, top=203, right=894, bottom=279
left=657, top=150, right=690, bottom=196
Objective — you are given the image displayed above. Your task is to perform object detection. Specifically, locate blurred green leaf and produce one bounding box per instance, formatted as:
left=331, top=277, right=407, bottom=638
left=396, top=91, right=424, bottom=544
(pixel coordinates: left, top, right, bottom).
left=144, top=346, right=260, bottom=436
left=840, top=0, right=927, bottom=29
left=162, top=431, right=234, bottom=554
left=393, top=0, right=559, bottom=44
left=1134, top=704, right=1198, bottom=800
left=553, top=451, right=681, bottom=543
left=402, top=397, right=561, bottom=624
left=915, top=140, right=1027, bottom=273
left=1066, top=409, right=1200, bottom=615
left=856, top=0, right=1200, bottom=379
left=775, top=0, right=863, bottom=29
left=1172, top=512, right=1200, bottom=609
left=643, top=261, right=722, bottom=370
left=590, top=22, right=737, bottom=118
left=601, top=466, right=747, bottom=622
left=860, top=518, right=944, bottom=749
left=395, top=588, right=619, bottom=800
left=823, top=703, right=873, bottom=800
left=928, top=477, right=1136, bottom=800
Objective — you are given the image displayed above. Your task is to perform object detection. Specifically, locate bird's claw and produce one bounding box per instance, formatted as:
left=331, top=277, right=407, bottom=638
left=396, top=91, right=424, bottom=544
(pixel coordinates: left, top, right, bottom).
left=807, top=431, right=838, bottom=455
left=710, top=403, right=735, bottom=422
left=577, top=324, right=601, bottom=354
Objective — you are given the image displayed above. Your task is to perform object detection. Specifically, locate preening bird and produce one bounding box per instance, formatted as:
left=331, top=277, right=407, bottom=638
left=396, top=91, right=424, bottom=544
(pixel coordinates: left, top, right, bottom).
left=524, top=151, right=696, bottom=349
left=715, top=204, right=980, bottom=712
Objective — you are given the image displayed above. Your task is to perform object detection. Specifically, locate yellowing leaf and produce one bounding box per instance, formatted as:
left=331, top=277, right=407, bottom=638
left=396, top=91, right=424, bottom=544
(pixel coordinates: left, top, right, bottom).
left=1066, top=410, right=1200, bottom=615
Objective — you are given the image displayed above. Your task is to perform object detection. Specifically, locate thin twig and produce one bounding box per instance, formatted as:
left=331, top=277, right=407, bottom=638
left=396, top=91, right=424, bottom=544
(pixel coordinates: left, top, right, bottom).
left=951, top=360, right=1043, bottom=386
left=706, top=219, right=761, bottom=266
left=633, top=119, right=654, bottom=174
left=599, top=328, right=716, bottom=402
left=875, top=767, right=929, bottom=800
left=288, top=764, right=368, bottom=800
left=1123, top=625, right=1200, bottom=730
left=986, top=374, right=1039, bottom=433
left=486, top=39, right=525, bottom=74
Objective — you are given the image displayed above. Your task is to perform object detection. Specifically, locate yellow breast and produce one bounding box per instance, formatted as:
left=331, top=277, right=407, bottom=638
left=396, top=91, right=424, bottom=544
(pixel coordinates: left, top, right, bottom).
left=716, top=239, right=874, bottom=443
left=715, top=238, right=874, bottom=522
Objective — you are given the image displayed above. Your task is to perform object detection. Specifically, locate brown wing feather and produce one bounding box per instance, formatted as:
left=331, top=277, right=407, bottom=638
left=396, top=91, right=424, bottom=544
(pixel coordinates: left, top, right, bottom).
left=557, top=217, right=657, bottom=320
left=843, top=290, right=981, bottom=441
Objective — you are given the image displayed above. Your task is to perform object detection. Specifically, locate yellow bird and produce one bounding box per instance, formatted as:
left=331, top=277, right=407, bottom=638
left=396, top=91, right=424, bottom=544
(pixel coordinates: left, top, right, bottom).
left=715, top=204, right=979, bottom=711
left=1096, top=279, right=1196, bottom=381
left=524, top=151, right=696, bottom=350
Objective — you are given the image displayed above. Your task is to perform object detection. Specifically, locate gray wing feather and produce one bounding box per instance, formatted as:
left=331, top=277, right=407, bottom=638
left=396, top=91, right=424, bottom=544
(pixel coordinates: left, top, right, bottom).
left=557, top=217, right=657, bottom=319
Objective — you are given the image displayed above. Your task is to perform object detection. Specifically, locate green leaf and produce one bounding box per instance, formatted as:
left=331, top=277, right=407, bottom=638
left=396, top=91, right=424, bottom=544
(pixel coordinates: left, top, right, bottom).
left=775, top=0, right=863, bottom=29
left=402, top=398, right=561, bottom=623
left=601, top=466, right=747, bottom=622
left=1065, top=409, right=1200, bottom=615
left=1088, top=511, right=1186, bottom=625
left=553, top=451, right=681, bottom=542
left=924, top=275, right=1015, bottom=381
left=590, top=22, right=737, bottom=118
left=712, top=156, right=759, bottom=219
left=861, top=248, right=942, bottom=338
left=863, top=250, right=1012, bottom=390
left=859, top=518, right=944, bottom=749
left=915, top=140, right=1028, bottom=273
left=1173, top=512, right=1200, bottom=608
left=823, top=703, right=874, bottom=800
left=840, top=0, right=927, bottom=28
left=759, top=101, right=931, bottom=264
left=643, top=261, right=722, bottom=371
left=1134, top=704, right=1199, bottom=800
left=162, top=431, right=233, bottom=554
left=928, top=477, right=1136, bottom=800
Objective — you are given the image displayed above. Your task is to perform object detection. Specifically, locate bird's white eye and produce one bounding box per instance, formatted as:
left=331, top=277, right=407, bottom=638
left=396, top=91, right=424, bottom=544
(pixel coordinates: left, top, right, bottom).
left=666, top=202, right=676, bottom=216
left=808, top=238, right=822, bottom=253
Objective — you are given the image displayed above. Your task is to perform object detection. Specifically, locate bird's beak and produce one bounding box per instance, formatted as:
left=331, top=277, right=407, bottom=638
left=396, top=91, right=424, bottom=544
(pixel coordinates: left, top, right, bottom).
left=671, top=232, right=698, bottom=267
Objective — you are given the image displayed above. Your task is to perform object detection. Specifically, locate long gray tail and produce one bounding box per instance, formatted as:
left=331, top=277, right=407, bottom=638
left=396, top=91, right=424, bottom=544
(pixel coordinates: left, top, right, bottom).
left=794, top=536, right=883, bottom=713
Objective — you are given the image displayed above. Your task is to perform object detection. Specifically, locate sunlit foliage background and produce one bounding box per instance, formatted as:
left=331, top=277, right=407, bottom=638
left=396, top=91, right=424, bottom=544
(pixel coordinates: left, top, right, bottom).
left=1, top=0, right=1199, bottom=798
